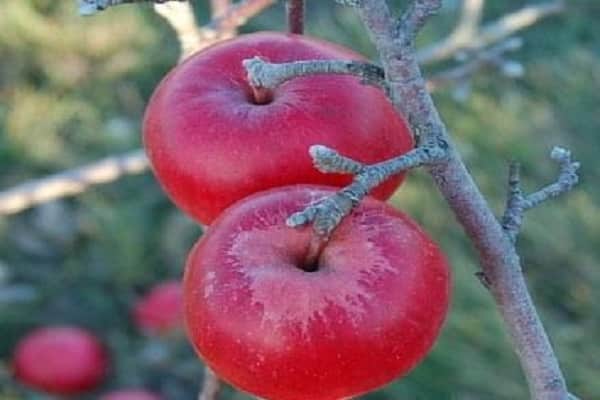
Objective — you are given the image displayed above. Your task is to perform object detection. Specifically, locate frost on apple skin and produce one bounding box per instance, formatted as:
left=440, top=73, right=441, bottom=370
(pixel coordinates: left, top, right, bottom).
left=221, top=204, right=412, bottom=337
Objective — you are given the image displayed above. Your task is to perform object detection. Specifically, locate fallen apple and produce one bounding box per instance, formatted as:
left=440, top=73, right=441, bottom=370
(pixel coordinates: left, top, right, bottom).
left=12, top=325, right=108, bottom=395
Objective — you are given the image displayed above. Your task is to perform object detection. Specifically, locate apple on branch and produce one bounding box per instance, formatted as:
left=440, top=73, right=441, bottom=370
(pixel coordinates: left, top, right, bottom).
left=184, top=185, right=450, bottom=400
left=143, top=32, right=413, bottom=225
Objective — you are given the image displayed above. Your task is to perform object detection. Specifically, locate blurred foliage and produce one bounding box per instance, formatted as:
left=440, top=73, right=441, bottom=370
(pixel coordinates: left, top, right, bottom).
left=1, top=0, right=599, bottom=399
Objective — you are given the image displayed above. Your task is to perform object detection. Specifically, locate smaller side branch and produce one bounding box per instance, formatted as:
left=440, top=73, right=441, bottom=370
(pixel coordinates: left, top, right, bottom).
left=417, top=0, right=565, bottom=64
left=156, top=0, right=277, bottom=57
left=397, top=0, right=442, bottom=45
left=198, top=366, right=220, bottom=400
left=426, top=37, right=523, bottom=92
left=243, top=57, right=387, bottom=92
left=502, top=146, right=580, bottom=242
left=0, top=150, right=148, bottom=216
left=79, top=0, right=184, bottom=15
left=153, top=1, right=202, bottom=60
left=287, top=142, right=448, bottom=237
left=451, top=0, right=485, bottom=41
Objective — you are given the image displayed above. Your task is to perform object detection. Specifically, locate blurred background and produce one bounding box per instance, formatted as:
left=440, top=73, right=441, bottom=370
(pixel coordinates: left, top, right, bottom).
left=0, top=0, right=598, bottom=399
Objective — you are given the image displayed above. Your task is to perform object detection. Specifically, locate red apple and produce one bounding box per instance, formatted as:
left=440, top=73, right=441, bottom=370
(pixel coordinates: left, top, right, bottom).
left=100, top=389, right=162, bottom=400
left=133, top=280, right=183, bottom=334
left=184, top=185, right=450, bottom=400
left=13, top=326, right=108, bottom=395
left=143, top=32, right=413, bottom=224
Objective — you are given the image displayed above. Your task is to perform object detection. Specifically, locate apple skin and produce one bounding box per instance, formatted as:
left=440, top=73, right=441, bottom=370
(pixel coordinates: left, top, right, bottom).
left=99, top=390, right=162, bottom=400
left=143, top=32, right=413, bottom=224
left=133, top=280, right=183, bottom=335
left=12, top=326, right=108, bottom=395
left=184, top=185, right=450, bottom=400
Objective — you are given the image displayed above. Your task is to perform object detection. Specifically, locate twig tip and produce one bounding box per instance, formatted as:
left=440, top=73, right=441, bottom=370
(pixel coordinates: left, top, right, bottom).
left=550, top=146, right=570, bottom=160
left=78, top=0, right=101, bottom=16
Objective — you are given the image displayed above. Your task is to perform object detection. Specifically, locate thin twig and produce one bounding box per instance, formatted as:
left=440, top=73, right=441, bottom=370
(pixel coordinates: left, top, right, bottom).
left=153, top=1, right=202, bottom=60
left=286, top=143, right=448, bottom=237
left=79, top=0, right=184, bottom=15
left=426, top=37, right=523, bottom=91
left=397, top=0, right=442, bottom=44
left=417, top=0, right=565, bottom=64
left=287, top=0, right=305, bottom=34
left=155, top=0, right=277, bottom=58
left=198, top=366, right=221, bottom=400
left=209, top=0, right=234, bottom=38
left=204, top=0, right=277, bottom=41
left=502, top=147, right=580, bottom=242
left=453, top=0, right=485, bottom=40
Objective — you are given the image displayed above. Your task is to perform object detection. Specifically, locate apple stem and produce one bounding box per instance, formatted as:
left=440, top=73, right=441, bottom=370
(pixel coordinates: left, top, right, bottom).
left=301, top=234, right=328, bottom=272
left=249, top=85, right=274, bottom=105
left=287, top=0, right=305, bottom=34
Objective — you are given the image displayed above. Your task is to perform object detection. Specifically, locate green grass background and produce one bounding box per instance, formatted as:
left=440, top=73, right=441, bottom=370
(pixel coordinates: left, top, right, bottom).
left=0, top=1, right=599, bottom=399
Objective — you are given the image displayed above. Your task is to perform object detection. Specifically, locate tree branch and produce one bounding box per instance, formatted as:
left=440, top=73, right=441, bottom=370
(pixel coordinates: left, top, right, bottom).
left=452, top=0, right=485, bottom=41
left=417, top=0, right=565, bottom=65
left=397, top=0, right=442, bottom=44
left=502, top=147, right=580, bottom=243
left=426, top=37, right=524, bottom=92
left=287, top=143, right=448, bottom=237
left=79, top=0, right=184, bottom=15
left=356, top=2, right=575, bottom=398
left=81, top=0, right=277, bottom=56
left=249, top=0, right=578, bottom=398
left=0, top=150, right=148, bottom=216
left=204, top=0, right=277, bottom=41
left=152, top=0, right=202, bottom=60
left=154, top=0, right=277, bottom=58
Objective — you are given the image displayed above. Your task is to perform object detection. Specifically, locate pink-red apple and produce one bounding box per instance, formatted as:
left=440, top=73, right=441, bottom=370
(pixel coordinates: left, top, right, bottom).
left=184, top=185, right=450, bottom=400
left=143, top=32, right=413, bottom=224
left=13, top=326, right=108, bottom=395
left=100, top=389, right=162, bottom=400
left=133, top=280, right=183, bottom=335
